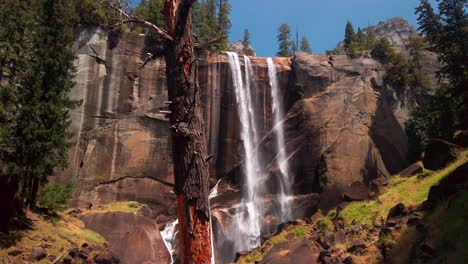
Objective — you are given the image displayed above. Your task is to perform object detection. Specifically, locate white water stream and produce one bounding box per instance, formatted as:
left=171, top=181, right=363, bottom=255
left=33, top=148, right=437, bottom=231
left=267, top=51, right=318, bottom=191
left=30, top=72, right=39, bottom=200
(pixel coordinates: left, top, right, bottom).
left=226, top=51, right=264, bottom=252
left=162, top=53, right=293, bottom=263
left=267, top=58, right=292, bottom=221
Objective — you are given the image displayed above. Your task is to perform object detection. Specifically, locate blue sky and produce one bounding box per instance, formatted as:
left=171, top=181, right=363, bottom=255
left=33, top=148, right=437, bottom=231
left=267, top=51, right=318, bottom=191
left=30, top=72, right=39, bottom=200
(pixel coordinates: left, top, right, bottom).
left=131, top=0, right=438, bottom=57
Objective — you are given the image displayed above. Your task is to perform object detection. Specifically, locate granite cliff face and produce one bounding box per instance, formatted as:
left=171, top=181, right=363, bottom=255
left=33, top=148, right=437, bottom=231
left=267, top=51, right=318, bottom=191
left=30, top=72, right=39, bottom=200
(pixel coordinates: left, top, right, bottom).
left=58, top=27, right=291, bottom=224
left=61, top=19, right=434, bottom=214
left=58, top=17, right=439, bottom=262
left=285, top=53, right=407, bottom=207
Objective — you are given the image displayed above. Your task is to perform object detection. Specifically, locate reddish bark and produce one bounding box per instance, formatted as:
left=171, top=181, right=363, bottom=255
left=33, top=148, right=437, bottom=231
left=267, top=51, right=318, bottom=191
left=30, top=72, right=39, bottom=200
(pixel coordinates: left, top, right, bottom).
left=163, top=1, right=212, bottom=262
left=109, top=1, right=213, bottom=261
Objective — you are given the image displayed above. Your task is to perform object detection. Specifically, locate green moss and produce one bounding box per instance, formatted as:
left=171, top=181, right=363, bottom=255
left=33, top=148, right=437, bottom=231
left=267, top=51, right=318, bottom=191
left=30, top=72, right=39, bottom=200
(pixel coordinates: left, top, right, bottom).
left=340, top=152, right=467, bottom=226
left=237, top=225, right=309, bottom=263
left=90, top=201, right=146, bottom=214
left=377, top=233, right=394, bottom=247
left=317, top=218, right=334, bottom=232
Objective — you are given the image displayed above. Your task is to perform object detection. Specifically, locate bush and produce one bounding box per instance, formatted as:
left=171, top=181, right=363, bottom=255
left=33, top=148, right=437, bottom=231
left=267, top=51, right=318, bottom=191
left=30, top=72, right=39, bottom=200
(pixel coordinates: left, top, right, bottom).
left=290, top=82, right=305, bottom=102
left=317, top=218, right=334, bottom=232
left=320, top=171, right=329, bottom=190
left=38, top=182, right=74, bottom=213
left=371, top=38, right=394, bottom=62
left=326, top=48, right=340, bottom=55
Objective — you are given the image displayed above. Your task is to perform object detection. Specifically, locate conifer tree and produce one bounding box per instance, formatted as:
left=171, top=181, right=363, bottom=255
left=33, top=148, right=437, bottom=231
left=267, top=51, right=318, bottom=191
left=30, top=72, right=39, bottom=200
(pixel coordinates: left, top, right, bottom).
left=406, top=0, right=467, bottom=161
left=276, top=23, right=295, bottom=57
left=242, top=28, right=255, bottom=55
left=344, top=21, right=356, bottom=49
left=0, top=0, right=36, bottom=233
left=356, top=27, right=365, bottom=44
left=15, top=0, right=78, bottom=209
left=300, top=36, right=312, bottom=53
left=135, top=0, right=164, bottom=28
left=193, top=0, right=231, bottom=51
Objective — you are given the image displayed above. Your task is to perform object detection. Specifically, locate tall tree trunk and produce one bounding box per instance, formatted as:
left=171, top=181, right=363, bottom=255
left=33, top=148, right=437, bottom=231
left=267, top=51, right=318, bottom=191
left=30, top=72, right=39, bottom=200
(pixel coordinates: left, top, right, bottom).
left=164, top=1, right=212, bottom=263
left=29, top=177, right=39, bottom=210
left=0, top=176, right=19, bottom=233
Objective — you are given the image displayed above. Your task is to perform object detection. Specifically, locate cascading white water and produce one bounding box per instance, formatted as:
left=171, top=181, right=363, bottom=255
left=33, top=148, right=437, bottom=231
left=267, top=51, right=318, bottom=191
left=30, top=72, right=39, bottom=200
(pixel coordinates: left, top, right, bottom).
left=267, top=58, right=292, bottom=221
left=161, top=219, right=179, bottom=264
left=226, top=52, right=262, bottom=251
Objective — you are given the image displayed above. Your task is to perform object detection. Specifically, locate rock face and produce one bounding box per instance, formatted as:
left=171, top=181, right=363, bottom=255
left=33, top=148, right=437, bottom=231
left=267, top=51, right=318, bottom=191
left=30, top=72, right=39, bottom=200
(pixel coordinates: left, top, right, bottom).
left=423, top=139, right=463, bottom=170
left=60, top=23, right=426, bottom=210
left=363, top=17, right=420, bottom=50
left=285, top=53, right=407, bottom=207
left=54, top=28, right=175, bottom=219
left=57, top=18, right=440, bottom=260
left=260, top=238, right=322, bottom=264
left=81, top=211, right=171, bottom=264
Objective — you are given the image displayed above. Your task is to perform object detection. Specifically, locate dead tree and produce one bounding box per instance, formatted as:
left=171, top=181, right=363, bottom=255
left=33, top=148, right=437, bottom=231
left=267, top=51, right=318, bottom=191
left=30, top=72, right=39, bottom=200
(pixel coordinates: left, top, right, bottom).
left=107, top=0, right=219, bottom=263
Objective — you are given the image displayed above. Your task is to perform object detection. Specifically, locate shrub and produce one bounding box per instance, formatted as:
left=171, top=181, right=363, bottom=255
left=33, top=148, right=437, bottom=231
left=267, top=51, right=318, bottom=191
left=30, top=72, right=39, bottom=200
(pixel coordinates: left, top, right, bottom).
left=317, top=218, right=334, bottom=232
left=326, top=48, right=340, bottom=55
left=291, top=82, right=305, bottom=102
left=38, top=182, right=74, bottom=213
left=320, top=171, right=329, bottom=190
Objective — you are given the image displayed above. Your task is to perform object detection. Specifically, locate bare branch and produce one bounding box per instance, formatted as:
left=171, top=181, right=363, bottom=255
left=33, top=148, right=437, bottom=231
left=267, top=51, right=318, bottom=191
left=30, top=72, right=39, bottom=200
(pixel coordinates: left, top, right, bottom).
left=105, top=0, right=174, bottom=42
left=194, top=34, right=228, bottom=49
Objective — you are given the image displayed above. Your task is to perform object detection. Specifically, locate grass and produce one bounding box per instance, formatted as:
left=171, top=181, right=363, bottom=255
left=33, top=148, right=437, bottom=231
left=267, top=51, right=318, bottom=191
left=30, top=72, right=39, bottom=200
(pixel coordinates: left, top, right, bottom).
left=0, top=201, right=147, bottom=263
left=339, top=151, right=467, bottom=226
left=0, top=211, right=105, bottom=263
left=426, top=191, right=468, bottom=263
left=82, top=201, right=146, bottom=215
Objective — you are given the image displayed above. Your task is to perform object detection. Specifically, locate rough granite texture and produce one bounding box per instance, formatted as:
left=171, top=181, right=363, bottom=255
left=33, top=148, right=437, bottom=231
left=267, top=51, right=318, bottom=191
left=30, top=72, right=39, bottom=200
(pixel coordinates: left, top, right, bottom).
left=55, top=18, right=440, bottom=259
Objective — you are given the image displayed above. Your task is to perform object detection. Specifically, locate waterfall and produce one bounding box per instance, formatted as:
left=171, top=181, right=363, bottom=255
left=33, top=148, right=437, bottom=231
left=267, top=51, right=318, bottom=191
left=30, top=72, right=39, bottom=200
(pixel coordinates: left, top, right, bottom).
left=161, top=219, right=178, bottom=264
left=267, top=58, right=292, bottom=221
left=226, top=52, right=262, bottom=251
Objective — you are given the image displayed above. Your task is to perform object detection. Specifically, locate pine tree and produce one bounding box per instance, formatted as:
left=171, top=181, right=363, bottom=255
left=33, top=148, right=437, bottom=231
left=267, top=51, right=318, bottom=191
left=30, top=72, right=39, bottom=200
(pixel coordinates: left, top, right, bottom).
left=0, top=0, right=36, bottom=232
left=14, top=0, right=78, bottom=209
left=276, top=23, right=294, bottom=57
left=242, top=28, right=251, bottom=48
left=344, top=21, right=356, bottom=49
left=300, top=36, right=312, bottom=53
left=356, top=27, right=365, bottom=44
left=135, top=0, right=164, bottom=28
left=242, top=28, right=255, bottom=56
left=192, top=0, right=231, bottom=51
left=406, top=0, right=468, bottom=161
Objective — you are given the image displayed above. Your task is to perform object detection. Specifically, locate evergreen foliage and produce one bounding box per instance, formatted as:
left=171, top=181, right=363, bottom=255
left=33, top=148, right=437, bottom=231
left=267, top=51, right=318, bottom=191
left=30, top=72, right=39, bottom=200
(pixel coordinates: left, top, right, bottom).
left=344, top=21, right=356, bottom=49
left=276, top=24, right=295, bottom=57
left=135, top=0, right=164, bottom=28
left=406, top=0, right=467, bottom=161
left=300, top=36, right=312, bottom=53
left=0, top=0, right=78, bottom=226
left=193, top=0, right=231, bottom=51
left=74, top=0, right=117, bottom=27
left=38, top=182, right=74, bottom=213
left=242, top=29, right=255, bottom=56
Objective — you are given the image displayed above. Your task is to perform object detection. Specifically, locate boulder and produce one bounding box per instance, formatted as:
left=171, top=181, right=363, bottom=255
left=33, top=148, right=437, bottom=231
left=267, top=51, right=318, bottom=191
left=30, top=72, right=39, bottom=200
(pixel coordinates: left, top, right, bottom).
left=371, top=177, right=388, bottom=187
left=7, top=248, right=23, bottom=256
left=260, top=238, right=322, bottom=264
left=407, top=211, right=424, bottom=225
left=81, top=212, right=170, bottom=264
left=310, top=210, right=325, bottom=225
left=28, top=247, right=47, bottom=262
left=423, top=139, right=462, bottom=170
left=419, top=241, right=436, bottom=256
left=387, top=203, right=406, bottom=219
left=453, top=130, right=468, bottom=147
left=347, top=238, right=367, bottom=254
left=399, top=162, right=424, bottom=178
left=94, top=250, right=120, bottom=264
left=426, top=162, right=468, bottom=206
left=342, top=182, right=370, bottom=201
